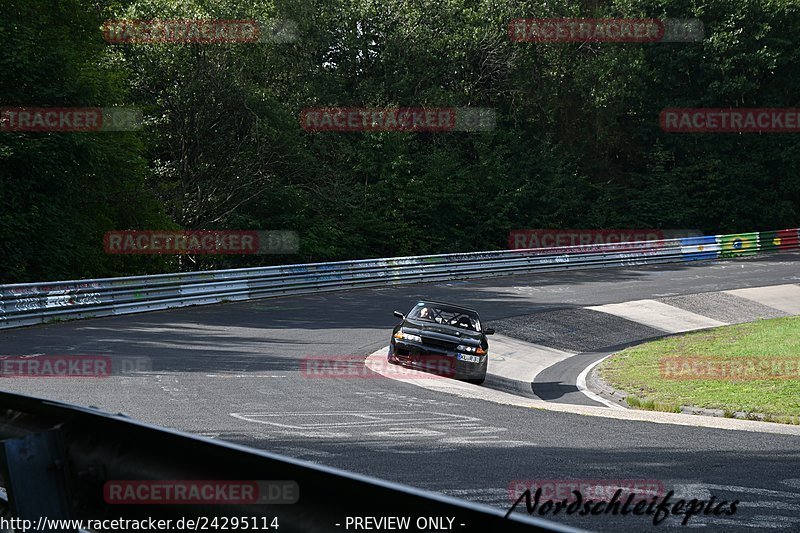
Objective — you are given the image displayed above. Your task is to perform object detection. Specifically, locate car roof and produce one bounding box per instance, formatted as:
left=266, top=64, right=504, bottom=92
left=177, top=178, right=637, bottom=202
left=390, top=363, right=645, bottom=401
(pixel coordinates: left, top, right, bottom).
left=414, top=300, right=479, bottom=314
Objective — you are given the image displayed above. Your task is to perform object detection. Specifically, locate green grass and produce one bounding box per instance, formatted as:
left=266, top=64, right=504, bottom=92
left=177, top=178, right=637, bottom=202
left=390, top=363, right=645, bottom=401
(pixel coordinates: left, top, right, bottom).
left=598, top=316, right=800, bottom=423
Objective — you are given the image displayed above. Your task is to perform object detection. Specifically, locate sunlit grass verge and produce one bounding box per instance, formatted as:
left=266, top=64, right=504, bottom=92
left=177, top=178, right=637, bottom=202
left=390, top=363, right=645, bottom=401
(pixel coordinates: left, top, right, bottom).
left=598, top=316, right=800, bottom=424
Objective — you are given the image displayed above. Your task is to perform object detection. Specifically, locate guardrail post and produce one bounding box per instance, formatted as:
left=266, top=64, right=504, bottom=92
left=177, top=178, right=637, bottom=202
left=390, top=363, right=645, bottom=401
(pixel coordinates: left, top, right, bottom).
left=0, top=429, right=76, bottom=532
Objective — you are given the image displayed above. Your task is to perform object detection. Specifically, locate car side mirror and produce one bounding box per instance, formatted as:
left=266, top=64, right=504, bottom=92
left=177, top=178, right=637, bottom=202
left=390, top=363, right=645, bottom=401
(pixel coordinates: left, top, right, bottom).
left=393, top=311, right=405, bottom=319
left=484, top=327, right=495, bottom=335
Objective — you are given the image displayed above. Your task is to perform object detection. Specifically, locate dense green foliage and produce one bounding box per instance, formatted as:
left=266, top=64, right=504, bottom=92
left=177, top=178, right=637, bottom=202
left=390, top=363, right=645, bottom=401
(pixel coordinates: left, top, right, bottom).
left=2, top=0, right=799, bottom=282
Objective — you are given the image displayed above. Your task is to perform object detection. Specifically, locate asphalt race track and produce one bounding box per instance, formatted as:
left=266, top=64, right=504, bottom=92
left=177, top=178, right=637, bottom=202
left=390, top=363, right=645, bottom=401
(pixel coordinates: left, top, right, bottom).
left=2, top=254, right=800, bottom=531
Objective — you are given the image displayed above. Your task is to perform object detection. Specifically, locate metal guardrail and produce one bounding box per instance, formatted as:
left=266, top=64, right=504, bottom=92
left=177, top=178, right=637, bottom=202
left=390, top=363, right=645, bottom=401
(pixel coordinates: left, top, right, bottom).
left=0, top=390, right=579, bottom=532
left=1, top=229, right=797, bottom=330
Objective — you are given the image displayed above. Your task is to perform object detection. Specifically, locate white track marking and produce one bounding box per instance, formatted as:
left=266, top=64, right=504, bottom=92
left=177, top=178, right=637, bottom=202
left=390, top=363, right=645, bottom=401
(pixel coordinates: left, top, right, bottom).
left=576, top=354, right=625, bottom=409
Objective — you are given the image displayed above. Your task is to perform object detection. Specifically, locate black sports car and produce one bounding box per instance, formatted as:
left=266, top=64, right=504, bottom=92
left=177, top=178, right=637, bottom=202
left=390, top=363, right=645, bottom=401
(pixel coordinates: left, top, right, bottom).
left=388, top=301, right=494, bottom=384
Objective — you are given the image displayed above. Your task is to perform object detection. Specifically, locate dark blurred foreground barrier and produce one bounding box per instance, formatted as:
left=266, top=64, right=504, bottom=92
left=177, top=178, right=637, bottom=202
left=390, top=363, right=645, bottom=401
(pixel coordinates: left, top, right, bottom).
left=0, top=390, right=578, bottom=532
left=1, top=229, right=797, bottom=329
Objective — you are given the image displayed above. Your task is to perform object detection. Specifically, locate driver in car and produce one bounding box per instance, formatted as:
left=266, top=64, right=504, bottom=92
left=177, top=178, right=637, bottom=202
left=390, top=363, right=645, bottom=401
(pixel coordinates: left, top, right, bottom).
left=421, top=307, right=444, bottom=323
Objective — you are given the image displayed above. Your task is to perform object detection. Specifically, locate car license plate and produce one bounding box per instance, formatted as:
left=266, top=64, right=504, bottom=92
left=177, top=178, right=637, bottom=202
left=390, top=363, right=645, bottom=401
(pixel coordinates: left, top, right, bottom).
left=457, top=353, right=480, bottom=363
